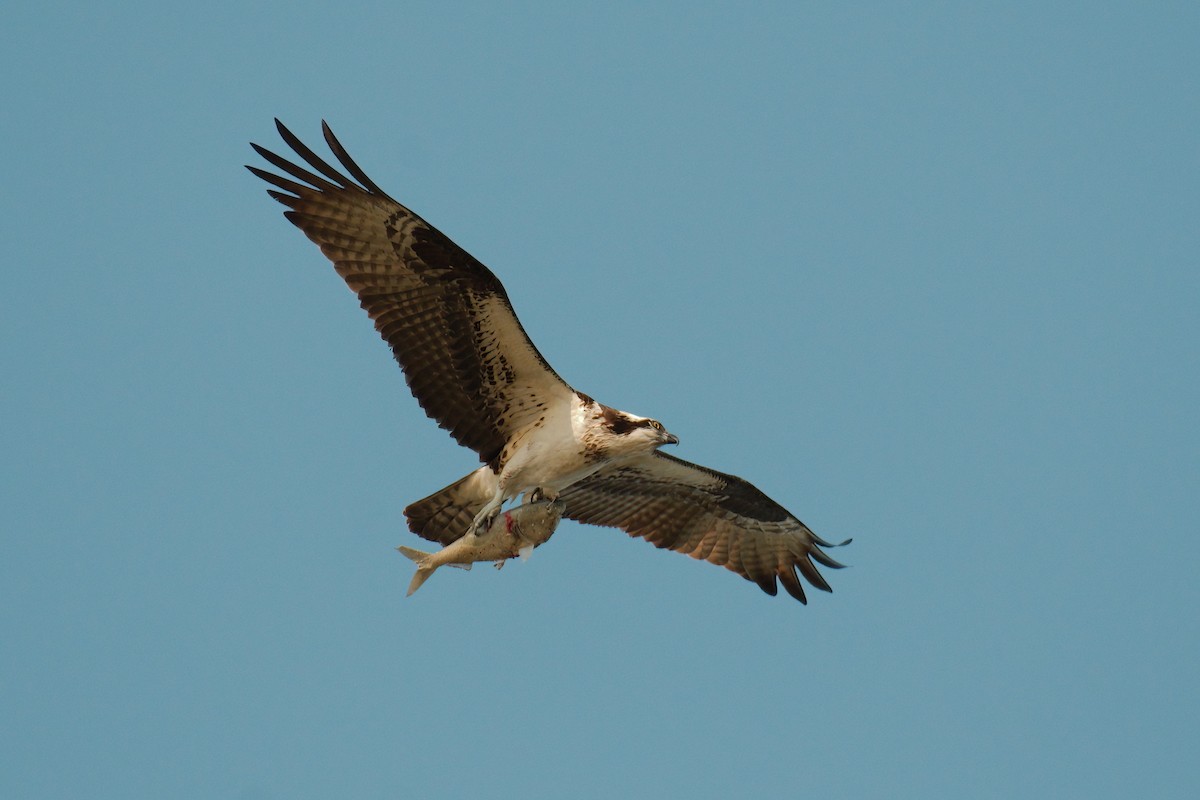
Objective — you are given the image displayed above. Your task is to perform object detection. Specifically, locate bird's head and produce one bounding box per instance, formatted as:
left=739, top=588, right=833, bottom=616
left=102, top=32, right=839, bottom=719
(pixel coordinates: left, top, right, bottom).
left=599, top=405, right=679, bottom=455
left=641, top=417, right=680, bottom=448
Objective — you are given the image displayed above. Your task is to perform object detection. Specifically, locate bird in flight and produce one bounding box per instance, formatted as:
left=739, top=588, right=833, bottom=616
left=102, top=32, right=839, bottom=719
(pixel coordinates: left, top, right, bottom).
left=248, top=120, right=849, bottom=602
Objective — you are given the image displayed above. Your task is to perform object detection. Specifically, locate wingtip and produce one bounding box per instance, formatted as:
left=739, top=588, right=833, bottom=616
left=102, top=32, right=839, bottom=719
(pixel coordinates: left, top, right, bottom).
left=810, top=549, right=849, bottom=570
left=784, top=585, right=809, bottom=604
left=751, top=572, right=780, bottom=597
left=779, top=568, right=810, bottom=603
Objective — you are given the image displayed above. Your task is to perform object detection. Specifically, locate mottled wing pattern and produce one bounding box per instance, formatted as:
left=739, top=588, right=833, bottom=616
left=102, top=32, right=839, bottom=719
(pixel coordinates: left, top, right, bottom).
left=560, top=452, right=849, bottom=602
left=247, top=120, right=575, bottom=464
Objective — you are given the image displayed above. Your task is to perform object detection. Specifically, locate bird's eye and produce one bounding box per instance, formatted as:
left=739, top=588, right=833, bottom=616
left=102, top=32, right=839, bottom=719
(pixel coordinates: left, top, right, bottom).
left=649, top=420, right=663, bottom=431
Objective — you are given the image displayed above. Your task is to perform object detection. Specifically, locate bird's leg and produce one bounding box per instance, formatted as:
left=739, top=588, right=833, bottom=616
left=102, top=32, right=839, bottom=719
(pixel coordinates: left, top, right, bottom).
left=465, top=488, right=505, bottom=537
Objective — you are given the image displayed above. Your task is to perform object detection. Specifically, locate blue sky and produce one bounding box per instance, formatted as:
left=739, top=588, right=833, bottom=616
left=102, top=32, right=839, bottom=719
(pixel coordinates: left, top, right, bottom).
left=3, top=2, right=1197, bottom=798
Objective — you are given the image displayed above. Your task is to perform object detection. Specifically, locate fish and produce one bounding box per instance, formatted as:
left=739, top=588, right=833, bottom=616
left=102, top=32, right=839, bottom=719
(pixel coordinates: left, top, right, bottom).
left=397, top=498, right=565, bottom=596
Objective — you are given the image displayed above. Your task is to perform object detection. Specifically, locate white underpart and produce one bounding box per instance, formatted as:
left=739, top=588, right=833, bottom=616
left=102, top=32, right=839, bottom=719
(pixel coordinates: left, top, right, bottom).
left=465, top=393, right=612, bottom=534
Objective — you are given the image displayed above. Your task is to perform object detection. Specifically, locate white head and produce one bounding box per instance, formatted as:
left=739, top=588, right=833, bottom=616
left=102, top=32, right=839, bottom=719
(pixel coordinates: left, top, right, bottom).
left=596, top=404, right=679, bottom=457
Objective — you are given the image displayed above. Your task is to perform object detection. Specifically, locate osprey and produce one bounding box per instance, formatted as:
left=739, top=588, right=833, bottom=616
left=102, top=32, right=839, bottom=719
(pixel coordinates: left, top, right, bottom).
left=248, top=120, right=849, bottom=603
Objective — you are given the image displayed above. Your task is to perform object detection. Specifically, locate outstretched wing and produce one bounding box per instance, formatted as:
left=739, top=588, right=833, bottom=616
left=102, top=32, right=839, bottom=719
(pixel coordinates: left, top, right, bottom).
left=247, top=120, right=575, bottom=465
left=559, top=452, right=849, bottom=602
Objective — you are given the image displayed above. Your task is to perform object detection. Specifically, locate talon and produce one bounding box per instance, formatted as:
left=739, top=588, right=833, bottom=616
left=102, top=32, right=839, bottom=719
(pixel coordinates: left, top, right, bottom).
left=529, top=486, right=558, bottom=503
left=467, top=508, right=500, bottom=537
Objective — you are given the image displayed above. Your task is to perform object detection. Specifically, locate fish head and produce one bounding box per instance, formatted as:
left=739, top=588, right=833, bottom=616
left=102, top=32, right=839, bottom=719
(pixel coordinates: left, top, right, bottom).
left=507, top=498, right=566, bottom=547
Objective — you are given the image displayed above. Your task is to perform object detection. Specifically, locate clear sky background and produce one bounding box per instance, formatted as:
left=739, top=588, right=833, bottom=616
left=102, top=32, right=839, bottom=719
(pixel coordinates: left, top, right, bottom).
left=3, top=2, right=1197, bottom=798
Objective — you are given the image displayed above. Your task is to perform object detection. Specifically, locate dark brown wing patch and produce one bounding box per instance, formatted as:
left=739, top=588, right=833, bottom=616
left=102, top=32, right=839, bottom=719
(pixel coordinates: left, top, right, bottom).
left=248, top=120, right=575, bottom=461
left=559, top=452, right=849, bottom=603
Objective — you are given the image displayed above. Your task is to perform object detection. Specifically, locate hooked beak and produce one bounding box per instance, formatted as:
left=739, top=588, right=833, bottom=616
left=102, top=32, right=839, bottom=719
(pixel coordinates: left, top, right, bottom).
left=664, top=432, right=680, bottom=445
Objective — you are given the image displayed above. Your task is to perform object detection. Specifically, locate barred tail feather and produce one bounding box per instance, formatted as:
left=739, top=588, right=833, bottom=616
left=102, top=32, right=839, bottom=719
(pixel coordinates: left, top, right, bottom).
left=404, top=467, right=497, bottom=545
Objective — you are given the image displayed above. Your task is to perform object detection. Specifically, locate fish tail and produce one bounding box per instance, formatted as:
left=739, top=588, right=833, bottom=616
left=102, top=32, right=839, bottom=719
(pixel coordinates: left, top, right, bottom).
left=406, top=567, right=435, bottom=597
left=397, top=545, right=430, bottom=563
left=397, top=546, right=437, bottom=596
